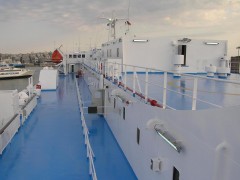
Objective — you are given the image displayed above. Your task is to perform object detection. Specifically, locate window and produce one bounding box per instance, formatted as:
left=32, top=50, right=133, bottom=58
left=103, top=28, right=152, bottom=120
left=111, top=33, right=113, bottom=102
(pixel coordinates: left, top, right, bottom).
left=117, top=48, right=119, bottom=57
left=178, top=45, right=187, bottom=66
left=109, top=49, right=112, bottom=57
left=123, top=107, right=125, bottom=120
left=108, top=91, right=111, bottom=102
left=173, top=167, right=180, bottom=180
left=82, top=54, right=85, bottom=58
left=137, top=128, right=140, bottom=145
left=69, top=54, right=72, bottom=58
left=78, top=54, right=81, bottom=58
left=73, top=54, right=77, bottom=58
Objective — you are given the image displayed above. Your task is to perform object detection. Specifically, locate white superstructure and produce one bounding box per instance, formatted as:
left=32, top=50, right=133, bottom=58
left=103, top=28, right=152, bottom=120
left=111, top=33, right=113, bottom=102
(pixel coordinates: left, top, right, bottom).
left=101, top=36, right=229, bottom=74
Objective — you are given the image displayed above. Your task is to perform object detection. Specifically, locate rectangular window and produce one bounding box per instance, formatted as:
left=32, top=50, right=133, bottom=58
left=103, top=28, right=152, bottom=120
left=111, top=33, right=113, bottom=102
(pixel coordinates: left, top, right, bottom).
left=117, top=48, right=119, bottom=57
left=178, top=45, right=187, bottom=66
left=73, top=54, right=77, bottom=58
left=137, top=128, right=140, bottom=145
left=108, top=91, right=111, bottom=102
left=123, top=107, right=125, bottom=120
left=69, top=54, right=72, bottom=58
left=173, top=167, right=180, bottom=180
left=78, top=54, right=81, bottom=58
left=82, top=54, right=85, bottom=58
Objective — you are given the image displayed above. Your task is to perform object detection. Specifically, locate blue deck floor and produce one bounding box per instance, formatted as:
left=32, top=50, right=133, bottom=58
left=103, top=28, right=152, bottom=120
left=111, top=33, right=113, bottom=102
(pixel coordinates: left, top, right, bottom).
left=0, top=75, right=136, bottom=180
left=77, top=77, right=137, bottom=180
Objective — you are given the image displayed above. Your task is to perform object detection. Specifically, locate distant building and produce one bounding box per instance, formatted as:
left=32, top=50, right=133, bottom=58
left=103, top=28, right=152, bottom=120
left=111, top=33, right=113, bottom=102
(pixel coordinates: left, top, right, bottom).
left=231, top=56, right=240, bottom=74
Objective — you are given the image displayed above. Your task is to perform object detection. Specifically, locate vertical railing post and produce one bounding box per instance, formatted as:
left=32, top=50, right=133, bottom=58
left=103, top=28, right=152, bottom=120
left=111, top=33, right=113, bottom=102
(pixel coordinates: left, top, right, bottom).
left=144, top=68, right=149, bottom=103
left=192, top=77, right=198, bottom=110
left=107, top=62, right=110, bottom=77
left=124, top=64, right=127, bottom=90
left=163, top=72, right=167, bottom=109
left=105, top=62, right=108, bottom=78
left=112, top=63, right=115, bottom=82
left=133, top=67, right=136, bottom=97
left=118, top=63, right=121, bottom=84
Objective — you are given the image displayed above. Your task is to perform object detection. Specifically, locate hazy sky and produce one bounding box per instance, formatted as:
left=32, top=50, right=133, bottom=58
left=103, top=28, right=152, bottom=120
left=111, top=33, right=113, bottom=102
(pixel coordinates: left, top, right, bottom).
left=0, top=0, right=239, bottom=56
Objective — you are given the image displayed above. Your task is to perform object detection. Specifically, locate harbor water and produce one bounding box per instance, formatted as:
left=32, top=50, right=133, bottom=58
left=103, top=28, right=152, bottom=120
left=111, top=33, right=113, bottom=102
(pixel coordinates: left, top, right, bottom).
left=0, top=67, right=42, bottom=91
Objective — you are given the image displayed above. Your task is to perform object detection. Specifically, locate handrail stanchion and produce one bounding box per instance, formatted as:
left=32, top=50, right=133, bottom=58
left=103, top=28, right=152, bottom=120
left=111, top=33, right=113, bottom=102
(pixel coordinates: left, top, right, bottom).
left=124, top=64, right=127, bottom=91
left=163, top=72, right=167, bottom=109
left=192, top=77, right=198, bottom=110
left=118, top=63, right=121, bottom=80
left=104, top=61, right=107, bottom=77
left=112, top=63, right=115, bottom=82
left=145, top=68, right=149, bottom=103
left=83, top=61, right=239, bottom=110
left=133, top=67, right=136, bottom=97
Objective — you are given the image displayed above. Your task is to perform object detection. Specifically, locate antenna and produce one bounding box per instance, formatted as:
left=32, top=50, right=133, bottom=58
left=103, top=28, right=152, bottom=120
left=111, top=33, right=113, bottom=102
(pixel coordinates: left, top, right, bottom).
left=99, top=11, right=128, bottom=39
left=125, top=0, right=131, bottom=34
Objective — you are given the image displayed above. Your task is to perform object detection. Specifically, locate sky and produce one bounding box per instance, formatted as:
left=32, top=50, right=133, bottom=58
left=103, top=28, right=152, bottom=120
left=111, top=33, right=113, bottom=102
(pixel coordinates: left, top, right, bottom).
left=0, top=0, right=239, bottom=56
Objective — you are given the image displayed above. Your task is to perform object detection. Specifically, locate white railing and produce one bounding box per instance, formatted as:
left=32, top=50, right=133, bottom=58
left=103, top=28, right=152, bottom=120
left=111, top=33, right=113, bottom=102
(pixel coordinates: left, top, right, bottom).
left=75, top=77, right=97, bottom=180
left=83, top=60, right=240, bottom=110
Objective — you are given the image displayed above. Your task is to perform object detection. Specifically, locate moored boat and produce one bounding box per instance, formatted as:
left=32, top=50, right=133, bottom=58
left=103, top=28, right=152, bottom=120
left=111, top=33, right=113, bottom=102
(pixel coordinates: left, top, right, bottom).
left=0, top=67, right=33, bottom=80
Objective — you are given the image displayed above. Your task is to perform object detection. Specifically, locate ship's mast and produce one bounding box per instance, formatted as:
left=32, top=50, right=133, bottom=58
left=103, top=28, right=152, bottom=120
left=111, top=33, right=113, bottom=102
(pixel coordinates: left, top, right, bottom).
left=100, top=13, right=129, bottom=40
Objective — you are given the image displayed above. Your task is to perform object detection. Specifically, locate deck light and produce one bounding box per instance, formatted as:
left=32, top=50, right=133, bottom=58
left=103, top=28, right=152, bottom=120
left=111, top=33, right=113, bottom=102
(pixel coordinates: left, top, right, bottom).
left=132, top=39, right=149, bottom=42
left=155, top=126, right=181, bottom=153
left=204, top=42, right=219, bottom=45
left=146, top=119, right=181, bottom=153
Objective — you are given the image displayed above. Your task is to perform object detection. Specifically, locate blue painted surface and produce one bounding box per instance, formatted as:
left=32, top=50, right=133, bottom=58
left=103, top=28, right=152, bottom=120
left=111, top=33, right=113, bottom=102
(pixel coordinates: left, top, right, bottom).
left=0, top=74, right=137, bottom=180
left=77, top=77, right=137, bottom=180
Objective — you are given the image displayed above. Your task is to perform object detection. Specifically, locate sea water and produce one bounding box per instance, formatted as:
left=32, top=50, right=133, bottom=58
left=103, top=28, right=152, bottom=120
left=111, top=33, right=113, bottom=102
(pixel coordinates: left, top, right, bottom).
left=0, top=67, right=41, bottom=91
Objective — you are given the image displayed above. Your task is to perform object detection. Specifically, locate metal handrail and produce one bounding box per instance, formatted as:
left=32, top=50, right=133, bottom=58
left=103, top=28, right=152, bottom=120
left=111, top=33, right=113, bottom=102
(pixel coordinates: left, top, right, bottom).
left=0, top=114, right=18, bottom=135
left=75, top=77, right=97, bottom=180
left=84, top=60, right=240, bottom=110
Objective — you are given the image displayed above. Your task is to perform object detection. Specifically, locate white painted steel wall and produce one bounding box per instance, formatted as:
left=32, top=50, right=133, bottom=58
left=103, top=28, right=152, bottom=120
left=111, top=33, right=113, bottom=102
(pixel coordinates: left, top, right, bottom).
left=0, top=91, right=38, bottom=155
left=0, top=115, right=20, bottom=154
left=21, top=96, right=37, bottom=124
left=101, top=37, right=227, bottom=73
left=39, top=69, right=58, bottom=90
left=88, top=76, right=240, bottom=180
left=0, top=90, right=19, bottom=129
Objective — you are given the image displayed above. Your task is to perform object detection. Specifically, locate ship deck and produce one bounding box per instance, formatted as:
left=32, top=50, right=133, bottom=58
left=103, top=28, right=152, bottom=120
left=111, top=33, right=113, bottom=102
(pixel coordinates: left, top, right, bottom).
left=0, top=75, right=137, bottom=180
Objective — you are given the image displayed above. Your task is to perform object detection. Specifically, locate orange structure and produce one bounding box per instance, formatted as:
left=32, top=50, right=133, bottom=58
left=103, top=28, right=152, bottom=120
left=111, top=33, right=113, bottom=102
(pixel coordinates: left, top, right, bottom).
left=51, top=49, right=63, bottom=63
